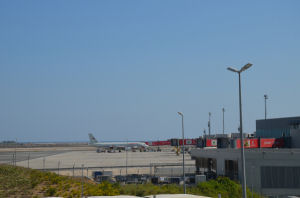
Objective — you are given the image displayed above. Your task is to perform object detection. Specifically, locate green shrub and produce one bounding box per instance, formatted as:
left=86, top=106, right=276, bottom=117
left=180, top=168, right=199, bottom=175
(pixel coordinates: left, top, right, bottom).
left=0, top=164, right=264, bottom=198
left=45, top=187, right=56, bottom=196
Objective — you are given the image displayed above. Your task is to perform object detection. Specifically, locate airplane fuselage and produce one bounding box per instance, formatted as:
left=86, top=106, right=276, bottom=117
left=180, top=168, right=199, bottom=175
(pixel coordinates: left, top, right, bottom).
left=91, top=142, right=148, bottom=148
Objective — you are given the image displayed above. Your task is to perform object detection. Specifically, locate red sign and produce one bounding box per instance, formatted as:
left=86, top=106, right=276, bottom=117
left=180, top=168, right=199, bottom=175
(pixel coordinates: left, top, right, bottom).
left=236, top=139, right=259, bottom=148
left=145, top=141, right=171, bottom=146
left=206, top=139, right=217, bottom=147
left=191, top=139, right=197, bottom=145
left=260, top=138, right=284, bottom=148
left=178, top=139, right=197, bottom=145
left=260, top=138, right=275, bottom=148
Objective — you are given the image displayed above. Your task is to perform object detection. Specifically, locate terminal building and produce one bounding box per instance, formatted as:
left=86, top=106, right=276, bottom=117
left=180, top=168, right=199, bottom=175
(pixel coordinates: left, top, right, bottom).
left=191, top=116, right=300, bottom=198
left=256, top=116, right=300, bottom=148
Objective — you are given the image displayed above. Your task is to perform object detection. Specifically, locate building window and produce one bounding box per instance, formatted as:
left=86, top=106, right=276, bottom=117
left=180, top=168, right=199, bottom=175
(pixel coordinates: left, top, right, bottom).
left=225, top=160, right=239, bottom=181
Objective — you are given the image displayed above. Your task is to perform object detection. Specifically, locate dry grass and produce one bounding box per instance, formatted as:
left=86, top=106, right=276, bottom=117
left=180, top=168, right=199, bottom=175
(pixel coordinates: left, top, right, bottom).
left=0, top=164, right=264, bottom=198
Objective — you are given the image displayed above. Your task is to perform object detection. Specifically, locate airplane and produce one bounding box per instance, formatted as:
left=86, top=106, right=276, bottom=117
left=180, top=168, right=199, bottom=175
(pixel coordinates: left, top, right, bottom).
left=88, top=133, right=149, bottom=152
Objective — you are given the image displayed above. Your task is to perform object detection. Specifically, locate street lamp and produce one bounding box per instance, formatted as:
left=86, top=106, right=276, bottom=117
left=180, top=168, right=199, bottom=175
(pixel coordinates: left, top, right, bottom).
left=208, top=112, right=211, bottom=136
left=227, top=63, right=253, bottom=198
left=222, top=108, right=225, bottom=135
left=264, top=94, right=268, bottom=120
left=177, top=112, right=186, bottom=194
left=14, top=138, right=17, bottom=166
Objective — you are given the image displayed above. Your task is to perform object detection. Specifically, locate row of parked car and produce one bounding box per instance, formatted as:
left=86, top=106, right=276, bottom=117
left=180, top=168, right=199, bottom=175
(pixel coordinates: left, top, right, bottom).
left=92, top=171, right=213, bottom=185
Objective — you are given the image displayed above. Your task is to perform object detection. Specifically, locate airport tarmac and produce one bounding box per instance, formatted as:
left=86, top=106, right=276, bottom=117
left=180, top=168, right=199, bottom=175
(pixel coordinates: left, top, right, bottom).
left=0, top=146, right=94, bottom=164
left=1, top=147, right=195, bottom=177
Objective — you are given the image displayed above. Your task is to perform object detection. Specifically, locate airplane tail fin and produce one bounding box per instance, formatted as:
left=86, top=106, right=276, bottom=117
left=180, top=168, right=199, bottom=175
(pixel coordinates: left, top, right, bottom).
left=88, top=133, right=98, bottom=144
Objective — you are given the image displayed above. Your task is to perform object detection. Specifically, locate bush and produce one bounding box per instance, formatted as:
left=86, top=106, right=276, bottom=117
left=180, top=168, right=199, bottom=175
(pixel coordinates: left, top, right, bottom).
left=0, top=165, right=264, bottom=198
left=45, top=187, right=56, bottom=196
left=189, top=177, right=263, bottom=198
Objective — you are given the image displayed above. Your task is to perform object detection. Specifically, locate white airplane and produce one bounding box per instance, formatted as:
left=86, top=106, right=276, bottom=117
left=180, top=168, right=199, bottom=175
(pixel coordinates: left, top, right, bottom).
left=88, top=133, right=149, bottom=152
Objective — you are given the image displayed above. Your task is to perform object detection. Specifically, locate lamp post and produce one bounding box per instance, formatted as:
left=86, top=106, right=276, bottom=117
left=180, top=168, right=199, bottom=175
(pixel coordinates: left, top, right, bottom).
left=58, top=161, right=60, bottom=175
left=81, top=164, right=84, bottom=197
left=177, top=112, right=186, bottom=194
left=73, top=163, right=75, bottom=177
left=222, top=108, right=225, bottom=135
left=14, top=138, right=17, bottom=166
left=43, top=157, right=45, bottom=171
left=126, top=139, right=128, bottom=176
left=227, top=63, right=253, bottom=198
left=27, top=153, right=30, bottom=168
left=208, top=112, right=211, bottom=136
left=264, top=94, right=268, bottom=120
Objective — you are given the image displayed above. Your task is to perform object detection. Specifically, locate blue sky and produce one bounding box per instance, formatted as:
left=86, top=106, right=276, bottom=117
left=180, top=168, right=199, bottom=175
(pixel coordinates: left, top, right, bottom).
left=0, top=1, right=299, bottom=142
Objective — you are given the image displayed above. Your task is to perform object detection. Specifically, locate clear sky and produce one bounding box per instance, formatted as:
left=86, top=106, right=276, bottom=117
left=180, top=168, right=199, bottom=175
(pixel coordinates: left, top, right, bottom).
left=0, top=1, right=300, bottom=142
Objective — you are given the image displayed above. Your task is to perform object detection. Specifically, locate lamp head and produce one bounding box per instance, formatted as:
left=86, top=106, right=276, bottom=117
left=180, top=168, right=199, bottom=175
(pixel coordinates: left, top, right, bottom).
left=177, top=112, right=183, bottom=116
left=240, top=63, right=253, bottom=72
left=227, top=67, right=239, bottom=73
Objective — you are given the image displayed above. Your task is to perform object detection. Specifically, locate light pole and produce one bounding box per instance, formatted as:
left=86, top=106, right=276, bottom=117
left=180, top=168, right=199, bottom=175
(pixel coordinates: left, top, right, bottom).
left=14, top=138, right=17, bottom=166
left=177, top=112, right=186, bottom=194
left=208, top=112, right=211, bottom=136
left=27, top=153, right=30, bottom=168
left=222, top=108, right=225, bottom=135
left=43, top=158, right=45, bottom=171
left=227, top=63, right=253, bottom=198
left=126, top=139, right=128, bottom=176
left=81, top=164, right=84, bottom=197
left=264, top=94, right=268, bottom=120
left=58, top=161, right=60, bottom=175
left=73, top=163, right=75, bottom=177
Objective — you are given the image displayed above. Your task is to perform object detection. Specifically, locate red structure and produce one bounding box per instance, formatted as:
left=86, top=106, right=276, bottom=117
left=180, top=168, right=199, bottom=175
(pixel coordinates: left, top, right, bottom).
left=206, top=139, right=217, bottom=147
left=146, top=139, right=198, bottom=146
left=236, top=138, right=259, bottom=148
left=260, top=138, right=285, bottom=148
left=145, top=140, right=171, bottom=146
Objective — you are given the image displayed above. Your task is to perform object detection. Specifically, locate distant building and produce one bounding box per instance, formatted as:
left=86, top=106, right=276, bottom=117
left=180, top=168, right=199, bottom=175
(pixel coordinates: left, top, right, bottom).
left=191, top=116, right=300, bottom=197
left=191, top=148, right=300, bottom=197
left=256, top=116, right=300, bottom=138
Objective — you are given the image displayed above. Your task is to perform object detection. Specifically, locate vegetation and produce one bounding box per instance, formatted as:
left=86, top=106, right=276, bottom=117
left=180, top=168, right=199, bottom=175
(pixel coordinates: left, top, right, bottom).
left=0, top=164, right=263, bottom=198
left=119, top=178, right=263, bottom=198
left=0, top=164, right=119, bottom=197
